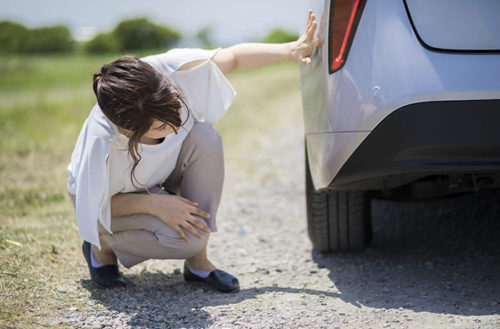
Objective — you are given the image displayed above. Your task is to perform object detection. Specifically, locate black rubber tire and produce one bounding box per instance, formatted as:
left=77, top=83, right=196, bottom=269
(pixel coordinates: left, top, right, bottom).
left=305, top=153, right=372, bottom=252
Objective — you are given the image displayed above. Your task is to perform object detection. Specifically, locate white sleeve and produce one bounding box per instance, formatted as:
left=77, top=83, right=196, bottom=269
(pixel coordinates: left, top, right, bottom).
left=142, top=48, right=219, bottom=74
left=170, top=49, right=237, bottom=124
left=143, top=48, right=236, bottom=124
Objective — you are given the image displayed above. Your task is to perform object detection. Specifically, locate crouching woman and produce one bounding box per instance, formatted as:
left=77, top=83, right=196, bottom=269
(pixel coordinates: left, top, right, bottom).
left=67, top=11, right=318, bottom=291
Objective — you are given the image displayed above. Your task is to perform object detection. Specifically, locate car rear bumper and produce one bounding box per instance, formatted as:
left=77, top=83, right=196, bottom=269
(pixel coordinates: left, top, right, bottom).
left=330, top=99, right=500, bottom=190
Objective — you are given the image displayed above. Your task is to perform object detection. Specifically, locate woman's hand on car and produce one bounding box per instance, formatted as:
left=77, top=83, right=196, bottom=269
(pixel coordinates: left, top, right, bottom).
left=147, top=194, right=211, bottom=243
left=291, top=9, right=320, bottom=65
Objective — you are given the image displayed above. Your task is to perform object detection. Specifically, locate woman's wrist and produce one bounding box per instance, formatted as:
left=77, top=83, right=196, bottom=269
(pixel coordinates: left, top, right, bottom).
left=288, top=41, right=310, bottom=64
left=282, top=42, right=297, bottom=62
left=142, top=193, right=160, bottom=217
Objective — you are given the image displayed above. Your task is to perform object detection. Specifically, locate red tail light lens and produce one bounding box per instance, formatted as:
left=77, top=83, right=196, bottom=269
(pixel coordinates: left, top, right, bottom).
left=329, top=0, right=365, bottom=73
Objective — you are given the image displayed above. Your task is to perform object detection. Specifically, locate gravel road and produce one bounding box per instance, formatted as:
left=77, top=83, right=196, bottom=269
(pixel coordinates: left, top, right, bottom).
left=52, top=123, right=500, bottom=329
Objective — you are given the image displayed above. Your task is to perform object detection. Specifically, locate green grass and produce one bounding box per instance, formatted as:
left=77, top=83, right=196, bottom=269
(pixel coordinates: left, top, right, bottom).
left=0, top=53, right=302, bottom=327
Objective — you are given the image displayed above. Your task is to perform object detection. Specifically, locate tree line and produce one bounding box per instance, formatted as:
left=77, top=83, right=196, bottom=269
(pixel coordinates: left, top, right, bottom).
left=0, top=18, right=298, bottom=54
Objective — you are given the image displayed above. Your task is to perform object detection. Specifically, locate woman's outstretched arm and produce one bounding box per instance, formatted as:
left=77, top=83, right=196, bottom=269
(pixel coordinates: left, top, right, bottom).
left=213, top=10, right=319, bottom=75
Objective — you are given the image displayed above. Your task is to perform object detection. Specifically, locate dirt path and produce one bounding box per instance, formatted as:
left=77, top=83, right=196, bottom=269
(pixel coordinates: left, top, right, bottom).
left=44, top=115, right=500, bottom=329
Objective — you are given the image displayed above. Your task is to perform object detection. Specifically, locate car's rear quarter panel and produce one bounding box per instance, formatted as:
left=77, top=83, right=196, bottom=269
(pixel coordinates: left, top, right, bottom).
left=301, top=0, right=500, bottom=190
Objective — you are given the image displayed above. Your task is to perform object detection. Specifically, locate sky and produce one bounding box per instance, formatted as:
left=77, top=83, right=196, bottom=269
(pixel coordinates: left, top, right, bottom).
left=0, top=0, right=312, bottom=46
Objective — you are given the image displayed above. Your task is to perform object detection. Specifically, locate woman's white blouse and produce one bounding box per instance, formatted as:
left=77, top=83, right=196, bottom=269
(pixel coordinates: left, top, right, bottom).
left=67, top=48, right=236, bottom=249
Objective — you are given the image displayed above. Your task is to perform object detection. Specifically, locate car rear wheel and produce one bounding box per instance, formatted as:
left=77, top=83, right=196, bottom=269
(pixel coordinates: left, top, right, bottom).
left=305, top=155, right=372, bottom=252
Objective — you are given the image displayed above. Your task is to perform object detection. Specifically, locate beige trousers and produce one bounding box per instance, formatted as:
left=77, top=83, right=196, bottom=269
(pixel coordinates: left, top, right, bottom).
left=72, top=123, right=224, bottom=268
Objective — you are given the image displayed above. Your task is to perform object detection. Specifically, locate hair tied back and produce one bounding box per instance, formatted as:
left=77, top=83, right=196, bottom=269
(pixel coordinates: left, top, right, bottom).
left=93, top=64, right=109, bottom=95
left=100, top=64, right=109, bottom=75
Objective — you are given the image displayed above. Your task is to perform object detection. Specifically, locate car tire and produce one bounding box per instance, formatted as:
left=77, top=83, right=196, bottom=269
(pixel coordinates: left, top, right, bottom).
left=305, top=154, right=372, bottom=252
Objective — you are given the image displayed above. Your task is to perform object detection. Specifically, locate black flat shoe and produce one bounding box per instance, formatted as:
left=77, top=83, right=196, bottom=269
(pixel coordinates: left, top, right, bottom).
left=183, top=262, right=240, bottom=293
left=82, top=241, right=126, bottom=288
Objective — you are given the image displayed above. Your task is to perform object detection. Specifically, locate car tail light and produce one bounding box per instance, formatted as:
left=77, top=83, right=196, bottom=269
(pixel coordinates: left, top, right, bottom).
left=329, top=0, right=365, bottom=73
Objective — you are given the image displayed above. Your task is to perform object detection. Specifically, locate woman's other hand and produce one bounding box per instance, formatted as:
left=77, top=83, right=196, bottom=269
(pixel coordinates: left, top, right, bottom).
left=147, top=194, right=211, bottom=243
left=290, top=9, right=320, bottom=66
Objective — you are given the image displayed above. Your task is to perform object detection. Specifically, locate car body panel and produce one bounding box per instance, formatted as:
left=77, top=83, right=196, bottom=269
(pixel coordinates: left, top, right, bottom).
left=306, top=131, right=370, bottom=190
left=301, top=0, right=500, bottom=190
left=333, top=99, right=500, bottom=190
left=405, top=0, right=500, bottom=51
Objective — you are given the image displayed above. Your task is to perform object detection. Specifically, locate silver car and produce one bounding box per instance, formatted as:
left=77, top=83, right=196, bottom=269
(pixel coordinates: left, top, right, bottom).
left=300, top=0, right=500, bottom=252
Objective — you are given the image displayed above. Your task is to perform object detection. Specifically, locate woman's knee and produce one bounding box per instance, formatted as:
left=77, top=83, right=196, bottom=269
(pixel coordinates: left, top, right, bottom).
left=155, top=231, right=209, bottom=259
left=187, top=123, right=222, bottom=151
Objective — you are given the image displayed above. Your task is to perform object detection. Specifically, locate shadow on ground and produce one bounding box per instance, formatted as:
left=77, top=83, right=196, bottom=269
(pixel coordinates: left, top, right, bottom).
left=81, top=274, right=342, bottom=328
left=313, top=190, right=500, bottom=316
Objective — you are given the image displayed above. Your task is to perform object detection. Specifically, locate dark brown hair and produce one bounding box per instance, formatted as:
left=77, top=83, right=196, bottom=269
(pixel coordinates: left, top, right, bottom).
left=93, top=55, right=186, bottom=187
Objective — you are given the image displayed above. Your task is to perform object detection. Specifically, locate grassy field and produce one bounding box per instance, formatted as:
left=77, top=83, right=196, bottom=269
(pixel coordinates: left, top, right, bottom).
left=0, top=52, right=302, bottom=327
